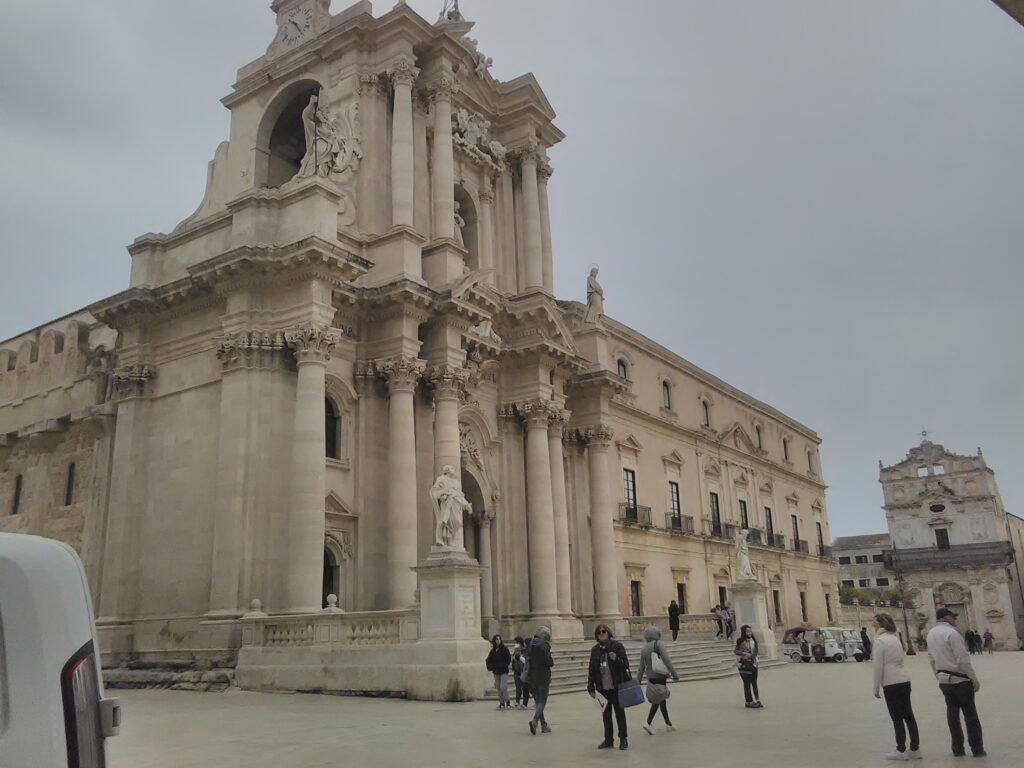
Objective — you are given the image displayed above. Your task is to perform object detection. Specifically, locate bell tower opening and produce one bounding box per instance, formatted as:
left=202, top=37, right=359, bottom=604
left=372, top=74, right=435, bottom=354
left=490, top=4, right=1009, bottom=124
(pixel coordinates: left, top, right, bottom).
left=254, top=80, right=322, bottom=188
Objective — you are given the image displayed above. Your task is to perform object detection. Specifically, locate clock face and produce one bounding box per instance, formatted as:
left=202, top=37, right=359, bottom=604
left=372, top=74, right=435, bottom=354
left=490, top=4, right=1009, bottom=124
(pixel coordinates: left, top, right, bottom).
left=281, top=7, right=313, bottom=46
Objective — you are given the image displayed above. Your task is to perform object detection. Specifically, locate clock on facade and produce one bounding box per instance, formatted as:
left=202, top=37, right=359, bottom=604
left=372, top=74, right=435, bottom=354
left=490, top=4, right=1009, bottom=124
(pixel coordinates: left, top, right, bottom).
left=281, top=6, right=313, bottom=46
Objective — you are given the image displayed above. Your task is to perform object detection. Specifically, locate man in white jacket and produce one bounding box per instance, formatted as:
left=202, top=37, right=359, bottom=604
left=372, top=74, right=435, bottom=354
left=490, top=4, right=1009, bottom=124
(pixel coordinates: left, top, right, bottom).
left=926, top=608, right=985, bottom=758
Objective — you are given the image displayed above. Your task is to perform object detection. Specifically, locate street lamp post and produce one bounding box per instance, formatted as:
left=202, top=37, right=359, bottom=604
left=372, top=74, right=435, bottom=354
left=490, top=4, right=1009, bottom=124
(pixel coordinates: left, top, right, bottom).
left=897, top=573, right=916, bottom=655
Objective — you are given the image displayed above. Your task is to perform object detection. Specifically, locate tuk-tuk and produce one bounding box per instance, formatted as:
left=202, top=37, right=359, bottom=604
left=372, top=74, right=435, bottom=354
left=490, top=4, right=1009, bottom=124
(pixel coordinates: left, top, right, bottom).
left=826, top=626, right=866, bottom=662
left=781, top=625, right=815, bottom=663
left=782, top=626, right=848, bottom=662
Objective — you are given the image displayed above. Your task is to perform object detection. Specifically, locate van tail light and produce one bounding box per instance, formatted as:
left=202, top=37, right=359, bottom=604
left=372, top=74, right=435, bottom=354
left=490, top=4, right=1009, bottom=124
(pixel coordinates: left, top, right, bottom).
left=61, top=641, right=120, bottom=768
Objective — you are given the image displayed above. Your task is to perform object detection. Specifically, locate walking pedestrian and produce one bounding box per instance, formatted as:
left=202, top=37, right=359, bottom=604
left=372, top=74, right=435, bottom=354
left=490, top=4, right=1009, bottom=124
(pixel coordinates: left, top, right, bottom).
left=723, top=604, right=736, bottom=640
left=527, top=626, right=553, bottom=735
left=861, top=626, right=873, bottom=661
left=511, top=636, right=530, bottom=709
left=587, top=623, right=631, bottom=750
left=872, top=613, right=921, bottom=761
left=486, top=634, right=512, bottom=710
left=714, top=605, right=724, bottom=639
left=668, top=600, right=680, bottom=642
left=637, top=625, right=679, bottom=734
left=983, top=630, right=994, bottom=655
left=734, top=625, right=763, bottom=708
left=964, top=629, right=976, bottom=655
left=927, top=608, right=985, bottom=758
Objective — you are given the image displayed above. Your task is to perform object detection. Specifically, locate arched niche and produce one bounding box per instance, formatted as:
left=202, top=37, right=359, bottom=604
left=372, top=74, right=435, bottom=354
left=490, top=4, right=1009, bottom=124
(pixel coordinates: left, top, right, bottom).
left=254, top=78, right=324, bottom=189
left=454, top=184, right=479, bottom=270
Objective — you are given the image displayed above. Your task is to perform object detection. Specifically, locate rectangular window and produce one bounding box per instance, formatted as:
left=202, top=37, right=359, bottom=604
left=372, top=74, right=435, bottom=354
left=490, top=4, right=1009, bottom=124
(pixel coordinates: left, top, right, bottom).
left=858, top=579, right=870, bottom=588
left=710, top=491, right=721, bottom=535
left=668, top=481, right=681, bottom=523
left=630, top=580, right=643, bottom=617
left=935, top=528, right=950, bottom=550
left=816, top=522, right=824, bottom=550
left=791, top=514, right=800, bottom=546
left=739, top=500, right=749, bottom=530
left=917, top=467, right=928, bottom=477
left=783, top=439, right=790, bottom=462
left=772, top=589, right=782, bottom=623
left=676, top=583, right=687, bottom=614
left=808, top=451, right=815, bottom=473
left=702, top=400, right=711, bottom=427
left=11, top=474, right=22, bottom=516
left=875, top=578, right=890, bottom=587
left=855, top=555, right=868, bottom=564
left=662, top=381, right=672, bottom=410
left=933, top=464, right=945, bottom=475
left=838, top=556, right=851, bottom=565
left=64, top=462, right=76, bottom=507
left=825, top=593, right=833, bottom=622
left=872, top=553, right=885, bottom=563
left=799, top=591, right=808, bottom=623
left=623, top=469, right=637, bottom=520
left=765, top=507, right=774, bottom=540
left=842, top=579, right=855, bottom=587
left=718, top=585, right=728, bottom=608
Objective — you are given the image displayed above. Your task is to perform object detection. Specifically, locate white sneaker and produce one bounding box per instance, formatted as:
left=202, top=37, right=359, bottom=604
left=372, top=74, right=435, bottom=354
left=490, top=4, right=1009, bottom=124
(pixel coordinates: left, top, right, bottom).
left=642, top=724, right=654, bottom=736
left=906, top=751, right=922, bottom=760
left=666, top=725, right=676, bottom=732
left=884, top=752, right=909, bottom=761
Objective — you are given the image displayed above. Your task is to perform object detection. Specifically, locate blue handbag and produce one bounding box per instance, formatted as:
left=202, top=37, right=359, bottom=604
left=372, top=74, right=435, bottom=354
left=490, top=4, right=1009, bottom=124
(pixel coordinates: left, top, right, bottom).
left=617, top=677, right=644, bottom=708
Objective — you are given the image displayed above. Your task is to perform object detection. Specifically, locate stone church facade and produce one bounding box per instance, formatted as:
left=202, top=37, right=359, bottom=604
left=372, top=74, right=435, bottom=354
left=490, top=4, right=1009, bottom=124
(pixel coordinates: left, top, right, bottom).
left=0, top=1, right=837, bottom=693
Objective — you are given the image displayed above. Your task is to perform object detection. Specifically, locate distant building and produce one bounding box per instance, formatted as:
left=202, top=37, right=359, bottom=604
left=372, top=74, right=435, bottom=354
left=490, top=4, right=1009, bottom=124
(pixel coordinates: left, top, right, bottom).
left=834, top=533, right=892, bottom=591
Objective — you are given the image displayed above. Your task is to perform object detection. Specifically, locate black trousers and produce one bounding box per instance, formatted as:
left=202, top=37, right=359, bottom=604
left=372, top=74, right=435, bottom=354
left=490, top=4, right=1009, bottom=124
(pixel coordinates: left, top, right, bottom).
left=600, top=688, right=628, bottom=742
left=940, top=681, right=984, bottom=754
left=671, top=628, right=679, bottom=641
left=741, top=669, right=759, bottom=703
left=715, top=619, right=724, bottom=637
left=647, top=701, right=671, bottom=725
left=882, top=682, right=919, bottom=752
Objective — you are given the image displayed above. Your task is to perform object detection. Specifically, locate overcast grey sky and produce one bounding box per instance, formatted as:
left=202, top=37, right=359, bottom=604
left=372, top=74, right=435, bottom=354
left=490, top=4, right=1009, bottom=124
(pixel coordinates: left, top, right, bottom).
left=1, top=1, right=1021, bottom=537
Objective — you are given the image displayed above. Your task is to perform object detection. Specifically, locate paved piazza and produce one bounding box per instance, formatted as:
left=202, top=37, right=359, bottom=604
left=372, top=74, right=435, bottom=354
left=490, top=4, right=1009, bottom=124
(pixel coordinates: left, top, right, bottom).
left=110, top=653, right=1020, bottom=768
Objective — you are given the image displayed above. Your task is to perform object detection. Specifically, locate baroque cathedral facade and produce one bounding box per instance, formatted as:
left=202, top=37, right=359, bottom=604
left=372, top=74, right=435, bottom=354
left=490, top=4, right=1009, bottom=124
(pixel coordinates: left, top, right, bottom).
left=0, top=1, right=837, bottom=693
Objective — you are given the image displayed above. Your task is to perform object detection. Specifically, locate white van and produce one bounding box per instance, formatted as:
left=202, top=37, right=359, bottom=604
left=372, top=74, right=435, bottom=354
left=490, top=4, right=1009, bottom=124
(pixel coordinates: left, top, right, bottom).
left=0, top=532, right=120, bottom=767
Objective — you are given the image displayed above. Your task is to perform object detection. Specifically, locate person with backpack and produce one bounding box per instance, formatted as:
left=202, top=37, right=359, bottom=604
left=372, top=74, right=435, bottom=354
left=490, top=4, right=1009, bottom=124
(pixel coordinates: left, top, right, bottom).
left=587, top=624, right=631, bottom=750
left=668, top=600, right=680, bottom=641
left=511, top=636, right=530, bottom=709
left=527, top=626, right=554, bottom=735
left=735, top=625, right=763, bottom=709
left=486, top=634, right=512, bottom=710
left=636, top=625, right=679, bottom=734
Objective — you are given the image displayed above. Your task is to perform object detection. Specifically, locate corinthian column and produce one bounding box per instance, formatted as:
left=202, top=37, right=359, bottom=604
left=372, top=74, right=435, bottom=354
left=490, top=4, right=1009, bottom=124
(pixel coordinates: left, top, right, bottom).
left=538, top=163, right=554, bottom=293
left=430, top=75, right=458, bottom=241
left=521, top=400, right=558, bottom=615
left=548, top=410, right=573, bottom=616
left=585, top=425, right=621, bottom=618
left=426, top=365, right=468, bottom=479
left=379, top=356, right=424, bottom=608
left=283, top=326, right=337, bottom=613
left=478, top=180, right=496, bottom=279
left=518, top=141, right=544, bottom=289
left=389, top=59, right=419, bottom=228
left=478, top=513, right=494, bottom=620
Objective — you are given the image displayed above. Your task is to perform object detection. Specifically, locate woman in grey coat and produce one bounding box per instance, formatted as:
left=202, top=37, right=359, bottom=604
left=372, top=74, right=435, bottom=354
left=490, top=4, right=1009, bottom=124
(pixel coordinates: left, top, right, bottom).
left=636, top=626, right=679, bottom=734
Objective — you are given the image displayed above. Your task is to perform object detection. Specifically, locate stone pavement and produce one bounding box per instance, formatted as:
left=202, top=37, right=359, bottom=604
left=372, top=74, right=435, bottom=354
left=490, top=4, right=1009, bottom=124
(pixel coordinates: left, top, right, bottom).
left=109, top=652, right=1021, bottom=768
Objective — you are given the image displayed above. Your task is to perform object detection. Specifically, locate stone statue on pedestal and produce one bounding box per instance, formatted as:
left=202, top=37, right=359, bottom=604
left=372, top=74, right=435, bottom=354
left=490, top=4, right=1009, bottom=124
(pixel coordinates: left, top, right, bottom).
left=430, top=465, right=472, bottom=548
left=583, top=267, right=604, bottom=324
left=735, top=529, right=756, bottom=581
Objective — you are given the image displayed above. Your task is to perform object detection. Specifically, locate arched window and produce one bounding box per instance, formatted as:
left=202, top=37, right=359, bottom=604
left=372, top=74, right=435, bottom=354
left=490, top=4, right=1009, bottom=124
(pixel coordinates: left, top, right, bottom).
left=617, top=359, right=629, bottom=380
left=807, top=451, right=814, bottom=473
left=755, top=425, right=763, bottom=450
left=325, top=398, right=340, bottom=460
left=662, top=380, right=672, bottom=410
left=783, top=438, right=790, bottom=462
left=11, top=474, right=22, bottom=515
left=702, top=400, right=711, bottom=427
left=64, top=462, right=76, bottom=506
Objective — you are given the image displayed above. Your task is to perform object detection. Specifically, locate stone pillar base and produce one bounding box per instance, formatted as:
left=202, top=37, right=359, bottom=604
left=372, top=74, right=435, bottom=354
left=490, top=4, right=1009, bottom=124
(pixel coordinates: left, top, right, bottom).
left=731, top=580, right=779, bottom=659
left=422, top=239, right=467, bottom=287
left=363, top=226, right=426, bottom=284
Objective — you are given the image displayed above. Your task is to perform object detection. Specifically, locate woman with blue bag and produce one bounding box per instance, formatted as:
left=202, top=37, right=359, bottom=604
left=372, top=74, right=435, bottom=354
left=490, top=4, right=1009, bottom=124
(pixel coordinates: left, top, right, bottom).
left=587, top=624, right=635, bottom=750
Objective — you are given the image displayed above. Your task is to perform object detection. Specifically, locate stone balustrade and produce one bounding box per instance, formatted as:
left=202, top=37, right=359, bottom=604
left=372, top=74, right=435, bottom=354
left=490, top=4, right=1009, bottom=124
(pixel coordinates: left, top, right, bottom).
left=627, top=613, right=718, bottom=640
left=241, top=609, right=420, bottom=649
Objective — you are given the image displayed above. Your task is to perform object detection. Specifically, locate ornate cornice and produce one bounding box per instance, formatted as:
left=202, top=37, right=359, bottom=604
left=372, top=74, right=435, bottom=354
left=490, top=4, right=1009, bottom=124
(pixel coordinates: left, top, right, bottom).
left=285, top=326, right=338, bottom=364
left=217, top=330, right=289, bottom=371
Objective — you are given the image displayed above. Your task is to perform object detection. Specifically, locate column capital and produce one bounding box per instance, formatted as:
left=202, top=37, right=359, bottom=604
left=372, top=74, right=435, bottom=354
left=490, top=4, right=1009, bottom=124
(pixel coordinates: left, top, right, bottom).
left=425, top=364, right=469, bottom=400
left=376, top=355, right=425, bottom=393
left=217, top=329, right=288, bottom=372
left=510, top=139, right=541, bottom=166
left=548, top=408, right=571, bottom=436
left=538, top=163, right=554, bottom=183
left=478, top=179, right=495, bottom=205
left=285, top=326, right=337, bottom=364
left=386, top=58, right=420, bottom=88
left=426, top=74, right=460, bottom=102
left=581, top=424, right=614, bottom=448
left=516, top=399, right=556, bottom=429
left=111, top=364, right=156, bottom=400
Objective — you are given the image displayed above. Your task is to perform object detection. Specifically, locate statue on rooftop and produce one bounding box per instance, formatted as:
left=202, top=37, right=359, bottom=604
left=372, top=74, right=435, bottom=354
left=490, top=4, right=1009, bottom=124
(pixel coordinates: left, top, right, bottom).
left=583, top=267, right=604, bottom=324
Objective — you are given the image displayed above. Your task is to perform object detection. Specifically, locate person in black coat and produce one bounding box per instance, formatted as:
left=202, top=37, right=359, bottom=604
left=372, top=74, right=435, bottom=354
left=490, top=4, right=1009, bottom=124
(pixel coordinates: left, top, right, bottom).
left=668, top=600, right=681, bottom=641
left=486, top=634, right=512, bottom=710
left=527, top=626, right=554, bottom=734
left=587, top=624, right=631, bottom=750
left=861, top=627, right=873, bottom=661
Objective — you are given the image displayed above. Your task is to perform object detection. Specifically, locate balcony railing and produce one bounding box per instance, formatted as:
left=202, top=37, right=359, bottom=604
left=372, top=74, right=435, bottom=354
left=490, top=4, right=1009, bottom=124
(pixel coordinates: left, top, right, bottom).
left=793, top=539, right=810, bottom=554
left=745, top=528, right=764, bottom=545
left=667, top=514, right=695, bottom=534
left=817, top=544, right=833, bottom=559
left=707, top=521, right=738, bottom=540
left=618, top=503, right=652, bottom=526
left=885, top=541, right=1013, bottom=571
left=763, top=533, right=785, bottom=549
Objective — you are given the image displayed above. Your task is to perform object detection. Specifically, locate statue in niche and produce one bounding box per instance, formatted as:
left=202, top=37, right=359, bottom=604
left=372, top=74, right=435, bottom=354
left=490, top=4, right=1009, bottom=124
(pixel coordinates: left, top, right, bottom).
left=583, top=267, right=604, bottom=324
left=297, top=95, right=363, bottom=181
left=735, top=529, right=756, bottom=581
left=454, top=201, right=466, bottom=247
left=430, top=465, right=472, bottom=548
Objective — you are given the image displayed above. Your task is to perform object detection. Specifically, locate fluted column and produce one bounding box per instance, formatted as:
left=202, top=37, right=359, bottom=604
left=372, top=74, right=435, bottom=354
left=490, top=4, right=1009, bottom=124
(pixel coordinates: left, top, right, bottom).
left=585, top=425, right=620, bottom=617
left=389, top=59, right=419, bottom=227
left=478, top=513, right=494, bottom=619
left=538, top=163, right=554, bottom=293
left=518, top=141, right=544, bottom=289
left=283, top=327, right=337, bottom=613
left=548, top=410, right=573, bottom=616
left=426, top=365, right=467, bottom=479
left=430, top=75, right=458, bottom=241
left=521, top=400, right=558, bottom=615
left=379, top=356, right=424, bottom=608
left=478, top=180, right=496, bottom=280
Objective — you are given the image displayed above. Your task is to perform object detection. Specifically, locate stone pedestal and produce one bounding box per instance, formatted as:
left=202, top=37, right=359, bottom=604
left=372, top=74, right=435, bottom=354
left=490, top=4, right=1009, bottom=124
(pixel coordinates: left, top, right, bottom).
left=410, top=548, right=491, bottom=700
left=731, top=579, right=779, bottom=659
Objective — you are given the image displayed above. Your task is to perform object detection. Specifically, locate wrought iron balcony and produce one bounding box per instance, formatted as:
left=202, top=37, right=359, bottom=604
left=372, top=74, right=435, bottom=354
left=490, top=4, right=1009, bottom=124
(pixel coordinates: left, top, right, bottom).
left=745, top=528, right=764, bottom=545
left=618, top=503, right=652, bottom=527
left=885, top=541, right=1013, bottom=572
left=793, top=539, right=810, bottom=554
left=667, top=514, right=695, bottom=534
left=708, top=521, right=738, bottom=540
left=817, top=544, right=833, bottom=559
left=763, top=533, right=786, bottom=549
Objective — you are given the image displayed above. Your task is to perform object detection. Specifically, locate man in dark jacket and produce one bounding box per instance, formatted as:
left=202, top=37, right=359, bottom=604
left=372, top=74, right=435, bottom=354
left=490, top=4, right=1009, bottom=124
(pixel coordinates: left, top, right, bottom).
left=587, top=624, right=631, bottom=750
left=527, top=626, right=554, bottom=734
left=860, top=627, right=872, bottom=661
left=668, top=601, right=681, bottom=641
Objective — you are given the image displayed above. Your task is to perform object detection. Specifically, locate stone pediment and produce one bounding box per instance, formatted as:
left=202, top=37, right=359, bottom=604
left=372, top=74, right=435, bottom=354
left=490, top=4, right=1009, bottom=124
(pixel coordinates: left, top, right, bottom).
left=662, top=450, right=685, bottom=469
left=503, top=294, right=580, bottom=358
left=719, top=422, right=763, bottom=456
left=326, top=490, right=357, bottom=518
left=616, top=434, right=643, bottom=456
left=704, top=460, right=721, bottom=479
left=885, top=439, right=975, bottom=470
